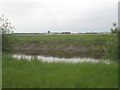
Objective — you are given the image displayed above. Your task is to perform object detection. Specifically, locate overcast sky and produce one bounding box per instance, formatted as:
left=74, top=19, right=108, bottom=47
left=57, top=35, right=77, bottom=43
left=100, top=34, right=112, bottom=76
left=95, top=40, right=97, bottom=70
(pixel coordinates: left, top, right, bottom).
left=0, top=0, right=119, bottom=33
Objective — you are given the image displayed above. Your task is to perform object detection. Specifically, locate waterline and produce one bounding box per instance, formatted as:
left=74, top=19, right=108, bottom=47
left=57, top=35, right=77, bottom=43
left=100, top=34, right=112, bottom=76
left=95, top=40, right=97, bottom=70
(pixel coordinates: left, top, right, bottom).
left=12, top=54, right=110, bottom=64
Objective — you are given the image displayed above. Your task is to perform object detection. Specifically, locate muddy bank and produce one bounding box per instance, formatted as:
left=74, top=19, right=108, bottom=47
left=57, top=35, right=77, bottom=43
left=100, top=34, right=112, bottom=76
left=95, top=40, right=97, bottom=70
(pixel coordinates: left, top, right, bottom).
left=14, top=43, right=105, bottom=53
left=13, top=44, right=105, bottom=59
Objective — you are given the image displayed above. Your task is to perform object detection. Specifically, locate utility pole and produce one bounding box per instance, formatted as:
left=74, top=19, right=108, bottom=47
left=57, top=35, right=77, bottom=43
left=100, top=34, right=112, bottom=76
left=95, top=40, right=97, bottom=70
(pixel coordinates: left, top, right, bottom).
left=118, top=1, right=120, bottom=29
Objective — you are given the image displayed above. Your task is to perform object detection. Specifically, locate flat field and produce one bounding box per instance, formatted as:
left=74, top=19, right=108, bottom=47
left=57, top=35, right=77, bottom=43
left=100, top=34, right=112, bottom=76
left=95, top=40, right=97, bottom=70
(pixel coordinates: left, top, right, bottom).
left=11, top=34, right=116, bottom=48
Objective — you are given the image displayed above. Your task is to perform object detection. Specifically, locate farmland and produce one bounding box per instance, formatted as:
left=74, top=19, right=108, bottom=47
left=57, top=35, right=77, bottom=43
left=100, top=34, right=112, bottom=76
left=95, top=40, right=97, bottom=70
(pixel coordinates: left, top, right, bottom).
left=11, top=34, right=115, bottom=49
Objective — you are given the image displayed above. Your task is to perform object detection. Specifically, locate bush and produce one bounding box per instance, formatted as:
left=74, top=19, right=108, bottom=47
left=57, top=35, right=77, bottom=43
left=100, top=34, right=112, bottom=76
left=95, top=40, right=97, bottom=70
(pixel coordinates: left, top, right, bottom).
left=105, top=35, right=118, bottom=61
left=118, top=32, right=120, bottom=62
left=0, top=15, right=14, bottom=53
left=2, top=34, right=13, bottom=52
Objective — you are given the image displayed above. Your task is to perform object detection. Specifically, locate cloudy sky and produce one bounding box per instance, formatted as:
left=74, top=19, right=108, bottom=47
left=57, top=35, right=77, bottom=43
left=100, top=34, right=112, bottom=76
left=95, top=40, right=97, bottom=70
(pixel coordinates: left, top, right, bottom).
left=0, top=0, right=119, bottom=33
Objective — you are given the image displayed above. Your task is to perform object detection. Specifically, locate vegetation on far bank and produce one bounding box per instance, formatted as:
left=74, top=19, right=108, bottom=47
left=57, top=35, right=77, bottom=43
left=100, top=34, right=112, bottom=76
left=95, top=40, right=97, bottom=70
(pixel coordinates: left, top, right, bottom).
left=11, top=34, right=114, bottom=48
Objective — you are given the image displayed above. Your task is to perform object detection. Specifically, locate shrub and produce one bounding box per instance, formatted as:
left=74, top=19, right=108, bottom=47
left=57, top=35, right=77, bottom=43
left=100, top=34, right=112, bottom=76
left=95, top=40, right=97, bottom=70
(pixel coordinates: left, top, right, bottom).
left=105, top=35, right=118, bottom=61
left=0, top=15, right=14, bottom=53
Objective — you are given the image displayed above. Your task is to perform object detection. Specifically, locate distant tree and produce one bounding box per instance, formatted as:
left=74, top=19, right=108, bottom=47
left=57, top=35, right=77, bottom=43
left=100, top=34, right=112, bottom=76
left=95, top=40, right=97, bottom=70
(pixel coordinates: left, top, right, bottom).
left=111, top=22, right=120, bottom=34
left=0, top=15, right=15, bottom=52
left=48, top=31, right=50, bottom=33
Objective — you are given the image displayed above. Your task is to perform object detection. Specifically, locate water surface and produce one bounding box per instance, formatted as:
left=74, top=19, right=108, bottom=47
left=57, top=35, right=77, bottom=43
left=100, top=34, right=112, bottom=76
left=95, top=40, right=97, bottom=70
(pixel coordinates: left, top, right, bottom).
left=12, top=54, right=110, bottom=64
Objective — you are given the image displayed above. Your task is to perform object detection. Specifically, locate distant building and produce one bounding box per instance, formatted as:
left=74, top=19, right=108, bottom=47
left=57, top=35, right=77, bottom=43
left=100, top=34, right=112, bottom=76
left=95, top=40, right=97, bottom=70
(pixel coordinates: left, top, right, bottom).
left=84, top=32, right=99, bottom=34
left=46, top=32, right=61, bottom=35
left=53, top=32, right=61, bottom=34
left=14, top=33, right=42, bottom=35
left=77, top=33, right=84, bottom=34
left=61, top=32, right=71, bottom=34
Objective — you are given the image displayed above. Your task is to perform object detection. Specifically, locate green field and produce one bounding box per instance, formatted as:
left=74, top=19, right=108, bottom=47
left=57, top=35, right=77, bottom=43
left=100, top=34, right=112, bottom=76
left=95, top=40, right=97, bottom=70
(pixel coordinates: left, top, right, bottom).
left=3, top=34, right=118, bottom=88
left=11, top=34, right=116, bottom=49
left=3, top=54, right=118, bottom=88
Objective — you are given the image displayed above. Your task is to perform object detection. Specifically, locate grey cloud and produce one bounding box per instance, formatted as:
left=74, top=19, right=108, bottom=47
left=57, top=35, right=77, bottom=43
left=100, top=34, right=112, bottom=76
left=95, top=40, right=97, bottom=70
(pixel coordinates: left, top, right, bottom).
left=0, top=0, right=118, bottom=33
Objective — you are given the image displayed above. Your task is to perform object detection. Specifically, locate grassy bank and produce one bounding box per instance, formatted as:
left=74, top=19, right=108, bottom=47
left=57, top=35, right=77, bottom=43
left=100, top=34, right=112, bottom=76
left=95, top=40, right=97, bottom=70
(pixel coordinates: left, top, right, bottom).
left=11, top=34, right=116, bottom=48
left=3, top=54, right=118, bottom=88
left=10, top=34, right=117, bottom=59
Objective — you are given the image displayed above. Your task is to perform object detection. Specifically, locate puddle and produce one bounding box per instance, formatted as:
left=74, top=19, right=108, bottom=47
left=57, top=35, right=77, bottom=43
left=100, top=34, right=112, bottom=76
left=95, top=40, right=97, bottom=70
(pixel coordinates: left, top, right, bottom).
left=12, top=54, right=110, bottom=64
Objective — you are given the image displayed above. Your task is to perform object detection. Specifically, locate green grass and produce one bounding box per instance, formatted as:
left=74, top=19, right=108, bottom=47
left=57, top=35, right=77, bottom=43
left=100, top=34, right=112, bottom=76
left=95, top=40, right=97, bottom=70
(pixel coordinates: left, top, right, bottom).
left=3, top=54, right=118, bottom=88
left=9, top=34, right=118, bottom=60
left=11, top=34, right=117, bottom=49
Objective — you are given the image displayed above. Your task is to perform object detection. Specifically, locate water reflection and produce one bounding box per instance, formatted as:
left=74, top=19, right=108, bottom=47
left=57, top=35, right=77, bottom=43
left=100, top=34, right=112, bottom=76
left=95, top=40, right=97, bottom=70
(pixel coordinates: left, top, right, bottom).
left=12, top=54, right=110, bottom=64
left=13, top=50, right=105, bottom=59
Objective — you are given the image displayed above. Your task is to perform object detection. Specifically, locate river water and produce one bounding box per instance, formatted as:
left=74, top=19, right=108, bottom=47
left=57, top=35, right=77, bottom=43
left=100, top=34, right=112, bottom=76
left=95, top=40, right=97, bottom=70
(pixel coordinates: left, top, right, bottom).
left=12, top=54, right=110, bottom=64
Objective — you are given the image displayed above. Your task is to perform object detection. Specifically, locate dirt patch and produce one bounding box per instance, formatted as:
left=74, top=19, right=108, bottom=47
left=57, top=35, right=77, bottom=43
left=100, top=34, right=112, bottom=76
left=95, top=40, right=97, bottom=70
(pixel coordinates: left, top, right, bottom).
left=14, top=43, right=90, bottom=53
left=13, top=43, right=105, bottom=59
left=63, top=45, right=89, bottom=53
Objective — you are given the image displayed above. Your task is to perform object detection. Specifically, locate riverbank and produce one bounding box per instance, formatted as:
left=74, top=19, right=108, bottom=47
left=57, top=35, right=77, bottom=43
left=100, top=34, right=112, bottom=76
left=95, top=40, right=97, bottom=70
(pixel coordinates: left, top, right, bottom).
left=10, top=34, right=117, bottom=59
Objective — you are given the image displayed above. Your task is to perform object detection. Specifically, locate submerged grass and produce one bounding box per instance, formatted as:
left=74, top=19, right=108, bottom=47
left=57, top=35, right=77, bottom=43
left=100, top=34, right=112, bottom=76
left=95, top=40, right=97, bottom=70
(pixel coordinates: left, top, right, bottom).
left=3, top=54, right=118, bottom=88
